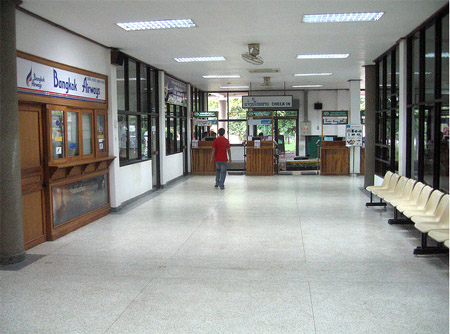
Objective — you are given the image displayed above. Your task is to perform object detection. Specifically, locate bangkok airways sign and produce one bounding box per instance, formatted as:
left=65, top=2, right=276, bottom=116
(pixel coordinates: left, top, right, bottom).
left=17, top=57, right=106, bottom=103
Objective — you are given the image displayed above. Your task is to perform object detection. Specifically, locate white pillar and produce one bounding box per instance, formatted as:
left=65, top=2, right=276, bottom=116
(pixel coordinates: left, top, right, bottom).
left=349, top=80, right=361, bottom=174
left=187, top=84, right=192, bottom=173
left=158, top=71, right=166, bottom=184
left=108, top=64, right=120, bottom=208
left=398, top=39, right=408, bottom=176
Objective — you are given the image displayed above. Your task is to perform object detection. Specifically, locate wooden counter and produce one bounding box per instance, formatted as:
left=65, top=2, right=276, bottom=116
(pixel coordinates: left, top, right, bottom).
left=192, top=141, right=215, bottom=175
left=246, top=141, right=274, bottom=175
left=320, top=141, right=349, bottom=175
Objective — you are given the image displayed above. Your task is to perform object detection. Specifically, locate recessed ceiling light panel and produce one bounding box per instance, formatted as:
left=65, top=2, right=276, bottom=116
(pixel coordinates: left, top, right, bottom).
left=174, top=57, right=226, bottom=62
left=292, top=84, right=323, bottom=88
left=294, top=73, right=333, bottom=76
left=219, top=85, right=249, bottom=89
left=296, top=54, right=349, bottom=59
left=116, top=19, right=196, bottom=31
left=303, top=12, right=384, bottom=23
left=203, top=75, right=241, bottom=79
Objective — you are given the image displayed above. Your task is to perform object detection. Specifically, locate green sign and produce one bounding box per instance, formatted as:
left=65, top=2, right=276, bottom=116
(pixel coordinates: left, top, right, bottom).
left=193, top=111, right=218, bottom=117
left=247, top=111, right=272, bottom=117
left=322, top=111, right=348, bottom=117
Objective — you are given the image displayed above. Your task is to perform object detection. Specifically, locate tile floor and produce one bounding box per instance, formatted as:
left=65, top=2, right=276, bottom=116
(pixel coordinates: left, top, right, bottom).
left=0, top=175, right=448, bottom=333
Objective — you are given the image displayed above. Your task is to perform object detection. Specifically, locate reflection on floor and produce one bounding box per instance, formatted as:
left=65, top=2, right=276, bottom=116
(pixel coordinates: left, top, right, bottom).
left=1, top=175, right=448, bottom=333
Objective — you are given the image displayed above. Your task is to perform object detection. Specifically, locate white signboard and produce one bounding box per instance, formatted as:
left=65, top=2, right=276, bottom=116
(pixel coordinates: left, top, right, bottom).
left=193, top=119, right=217, bottom=126
left=345, top=125, right=363, bottom=147
left=17, top=57, right=106, bottom=103
left=248, top=118, right=273, bottom=126
left=242, top=96, right=293, bottom=109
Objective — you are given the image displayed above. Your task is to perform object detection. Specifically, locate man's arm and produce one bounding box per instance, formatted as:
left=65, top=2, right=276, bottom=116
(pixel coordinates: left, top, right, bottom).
left=227, top=147, right=232, bottom=162
left=210, top=147, right=216, bottom=163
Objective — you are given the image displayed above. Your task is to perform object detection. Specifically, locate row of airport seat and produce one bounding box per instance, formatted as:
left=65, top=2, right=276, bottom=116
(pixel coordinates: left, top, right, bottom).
left=366, top=171, right=449, bottom=255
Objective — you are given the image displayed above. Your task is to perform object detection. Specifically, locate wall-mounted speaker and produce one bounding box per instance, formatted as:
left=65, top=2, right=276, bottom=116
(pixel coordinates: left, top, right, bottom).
left=111, top=50, right=125, bottom=66
left=314, top=102, right=323, bottom=110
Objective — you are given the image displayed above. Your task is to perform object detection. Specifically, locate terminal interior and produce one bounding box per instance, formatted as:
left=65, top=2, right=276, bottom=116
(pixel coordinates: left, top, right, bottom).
left=0, top=1, right=449, bottom=333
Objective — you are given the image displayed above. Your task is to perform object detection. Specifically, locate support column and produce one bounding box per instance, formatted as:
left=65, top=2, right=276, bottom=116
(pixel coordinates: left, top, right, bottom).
left=158, top=71, right=166, bottom=185
left=348, top=80, right=361, bottom=174
left=364, top=65, right=376, bottom=188
left=398, top=39, right=408, bottom=176
left=1, top=0, right=26, bottom=264
left=187, top=84, right=192, bottom=173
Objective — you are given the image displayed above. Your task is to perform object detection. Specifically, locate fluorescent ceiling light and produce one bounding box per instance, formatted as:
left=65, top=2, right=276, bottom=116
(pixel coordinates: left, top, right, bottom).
left=116, top=19, right=196, bottom=31
left=294, top=73, right=333, bottom=76
left=292, top=84, right=323, bottom=88
left=174, top=56, right=226, bottom=62
left=303, top=12, right=384, bottom=23
left=220, top=85, right=249, bottom=89
left=297, top=54, right=349, bottom=59
left=203, top=75, right=241, bottom=79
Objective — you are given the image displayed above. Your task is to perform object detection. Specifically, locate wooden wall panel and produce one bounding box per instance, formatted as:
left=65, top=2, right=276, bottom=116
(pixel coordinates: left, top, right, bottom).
left=246, top=147, right=274, bottom=175
left=192, top=148, right=215, bottom=175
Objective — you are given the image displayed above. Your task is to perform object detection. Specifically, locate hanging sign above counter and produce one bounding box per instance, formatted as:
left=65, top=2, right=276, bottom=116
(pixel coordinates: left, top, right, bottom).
left=242, top=96, right=293, bottom=109
left=193, top=111, right=218, bottom=117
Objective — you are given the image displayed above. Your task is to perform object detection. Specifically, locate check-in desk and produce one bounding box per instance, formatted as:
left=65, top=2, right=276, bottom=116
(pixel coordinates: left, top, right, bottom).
left=246, top=141, right=274, bottom=175
left=192, top=141, right=215, bottom=175
left=320, top=141, right=349, bottom=175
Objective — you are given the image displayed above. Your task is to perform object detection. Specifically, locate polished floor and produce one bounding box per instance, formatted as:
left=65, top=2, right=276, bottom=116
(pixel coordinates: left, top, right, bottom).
left=1, top=175, right=448, bottom=333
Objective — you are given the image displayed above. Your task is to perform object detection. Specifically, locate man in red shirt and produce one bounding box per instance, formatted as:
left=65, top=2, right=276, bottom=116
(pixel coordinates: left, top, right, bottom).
left=210, top=128, right=232, bottom=189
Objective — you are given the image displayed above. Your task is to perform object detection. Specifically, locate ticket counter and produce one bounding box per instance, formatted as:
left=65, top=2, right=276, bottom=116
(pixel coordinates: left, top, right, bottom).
left=191, top=141, right=215, bottom=175
left=320, top=141, right=349, bottom=175
left=246, top=141, right=274, bottom=175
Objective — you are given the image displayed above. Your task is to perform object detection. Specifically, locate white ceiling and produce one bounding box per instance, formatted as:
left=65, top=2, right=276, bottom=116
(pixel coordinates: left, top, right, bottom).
left=20, top=0, right=448, bottom=91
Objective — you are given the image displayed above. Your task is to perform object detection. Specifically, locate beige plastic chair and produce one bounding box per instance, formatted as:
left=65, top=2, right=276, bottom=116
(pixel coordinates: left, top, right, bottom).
left=403, top=190, right=444, bottom=218
left=383, top=178, right=416, bottom=203
left=428, top=229, right=449, bottom=244
left=389, top=182, right=425, bottom=207
left=372, top=173, right=400, bottom=196
left=378, top=176, right=408, bottom=201
left=396, top=185, right=433, bottom=213
left=366, top=171, right=393, bottom=192
left=411, top=195, right=449, bottom=224
left=413, top=205, right=449, bottom=254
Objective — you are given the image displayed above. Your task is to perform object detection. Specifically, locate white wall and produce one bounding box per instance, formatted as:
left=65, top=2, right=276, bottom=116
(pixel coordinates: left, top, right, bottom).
left=16, top=11, right=109, bottom=75
left=307, top=90, right=349, bottom=137
left=163, top=153, right=184, bottom=184
left=117, top=161, right=153, bottom=204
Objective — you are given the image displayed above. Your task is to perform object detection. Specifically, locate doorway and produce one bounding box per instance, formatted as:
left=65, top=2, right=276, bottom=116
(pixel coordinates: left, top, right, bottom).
left=274, top=113, right=299, bottom=170
left=18, top=102, right=47, bottom=249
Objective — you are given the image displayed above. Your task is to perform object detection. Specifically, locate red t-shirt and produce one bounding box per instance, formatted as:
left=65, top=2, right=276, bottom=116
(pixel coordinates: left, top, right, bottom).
left=212, top=136, right=230, bottom=161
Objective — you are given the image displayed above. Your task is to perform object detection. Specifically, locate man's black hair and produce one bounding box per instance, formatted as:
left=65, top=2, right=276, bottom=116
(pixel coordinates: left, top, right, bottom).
left=218, top=128, right=225, bottom=136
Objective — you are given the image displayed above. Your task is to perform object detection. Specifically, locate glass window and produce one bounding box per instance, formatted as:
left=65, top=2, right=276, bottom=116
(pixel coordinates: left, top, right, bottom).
left=150, top=69, right=158, bottom=113
left=52, top=110, right=65, bottom=159
left=82, top=113, right=93, bottom=155
left=96, top=113, right=106, bottom=153
left=129, top=60, right=137, bottom=112
left=129, top=115, right=138, bottom=160
left=411, top=107, right=420, bottom=179
left=141, top=115, right=149, bottom=159
left=423, top=107, right=434, bottom=185
left=67, top=111, right=79, bottom=157
left=425, top=24, right=435, bottom=103
left=176, top=117, right=181, bottom=151
left=442, top=15, right=449, bottom=104
left=440, top=106, right=449, bottom=192
left=117, top=64, right=125, bottom=111
left=412, top=32, right=420, bottom=105
left=140, top=64, right=148, bottom=113
left=119, top=114, right=128, bottom=161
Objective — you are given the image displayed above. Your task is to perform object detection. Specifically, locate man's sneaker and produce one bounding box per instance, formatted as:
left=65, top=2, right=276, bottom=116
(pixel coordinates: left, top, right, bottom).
left=214, top=184, right=219, bottom=188
left=220, top=186, right=225, bottom=190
